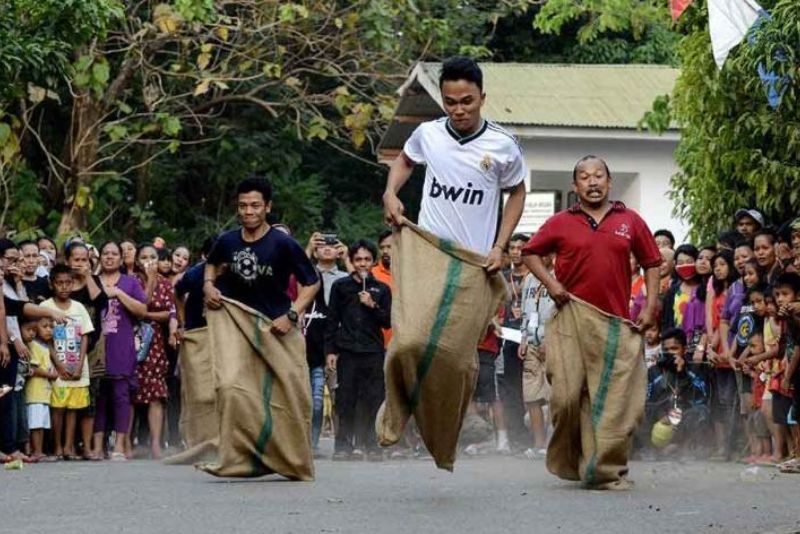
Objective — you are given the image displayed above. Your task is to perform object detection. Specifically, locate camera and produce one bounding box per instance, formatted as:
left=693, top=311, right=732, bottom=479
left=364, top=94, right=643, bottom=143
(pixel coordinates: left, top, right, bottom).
left=320, top=233, right=338, bottom=246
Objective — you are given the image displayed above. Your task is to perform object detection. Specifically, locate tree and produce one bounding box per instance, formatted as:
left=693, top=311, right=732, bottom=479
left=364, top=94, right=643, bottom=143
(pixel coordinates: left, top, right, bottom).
left=667, top=0, right=799, bottom=240
left=1, top=0, right=538, bottom=242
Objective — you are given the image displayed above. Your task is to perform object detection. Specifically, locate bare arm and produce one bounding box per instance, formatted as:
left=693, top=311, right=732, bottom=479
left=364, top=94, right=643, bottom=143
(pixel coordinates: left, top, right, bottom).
left=203, top=262, right=222, bottom=309
left=382, top=154, right=415, bottom=226
left=114, top=289, right=147, bottom=319
left=293, top=281, right=320, bottom=316
left=523, top=254, right=569, bottom=306
left=484, top=182, right=526, bottom=273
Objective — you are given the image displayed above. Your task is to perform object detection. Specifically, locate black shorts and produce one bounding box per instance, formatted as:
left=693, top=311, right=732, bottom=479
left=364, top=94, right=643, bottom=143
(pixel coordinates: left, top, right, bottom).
left=711, top=367, right=737, bottom=420
left=773, top=393, right=793, bottom=425
left=473, top=350, right=498, bottom=403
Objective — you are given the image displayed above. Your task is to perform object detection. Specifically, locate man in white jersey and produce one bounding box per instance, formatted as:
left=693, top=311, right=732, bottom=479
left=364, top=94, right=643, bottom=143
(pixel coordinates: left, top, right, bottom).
left=383, top=56, right=527, bottom=269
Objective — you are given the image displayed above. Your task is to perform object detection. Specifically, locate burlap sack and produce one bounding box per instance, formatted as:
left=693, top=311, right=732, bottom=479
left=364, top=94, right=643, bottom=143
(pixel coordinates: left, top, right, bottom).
left=196, top=298, right=314, bottom=480
left=544, top=298, right=646, bottom=487
left=163, top=327, right=219, bottom=466
left=376, top=223, right=507, bottom=471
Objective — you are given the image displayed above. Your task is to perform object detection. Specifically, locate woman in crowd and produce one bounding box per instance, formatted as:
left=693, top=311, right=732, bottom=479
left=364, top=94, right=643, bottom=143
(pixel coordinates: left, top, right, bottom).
left=753, top=229, right=783, bottom=284
left=94, top=241, right=147, bottom=461
left=120, top=239, right=137, bottom=275
left=170, top=245, right=191, bottom=285
left=662, top=244, right=707, bottom=355
left=132, top=244, right=176, bottom=460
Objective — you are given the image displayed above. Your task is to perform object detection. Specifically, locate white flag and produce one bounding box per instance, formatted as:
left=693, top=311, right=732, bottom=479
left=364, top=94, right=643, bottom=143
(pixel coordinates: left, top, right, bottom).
left=708, top=0, right=763, bottom=69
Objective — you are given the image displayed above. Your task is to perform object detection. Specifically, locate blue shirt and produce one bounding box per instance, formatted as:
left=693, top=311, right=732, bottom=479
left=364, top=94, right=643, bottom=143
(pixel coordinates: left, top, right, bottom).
left=175, top=262, right=206, bottom=330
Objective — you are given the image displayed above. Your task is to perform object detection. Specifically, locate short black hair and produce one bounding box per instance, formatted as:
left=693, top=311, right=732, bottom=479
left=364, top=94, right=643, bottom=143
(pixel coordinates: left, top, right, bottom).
left=377, top=230, right=392, bottom=246
left=236, top=174, right=273, bottom=204
left=774, top=272, right=800, bottom=294
left=510, top=233, right=529, bottom=244
left=439, top=56, right=483, bottom=92
left=0, top=238, right=17, bottom=256
left=16, top=239, right=37, bottom=250
left=734, top=239, right=754, bottom=250
left=718, top=229, right=743, bottom=250
left=49, top=263, right=74, bottom=280
left=37, top=236, right=56, bottom=249
left=753, top=228, right=777, bottom=245
left=572, top=155, right=611, bottom=182
left=674, top=243, right=699, bottom=261
left=654, top=229, right=676, bottom=248
left=699, top=244, right=717, bottom=255
left=747, top=282, right=769, bottom=300
left=348, top=239, right=378, bottom=262
left=157, top=248, right=171, bottom=261
left=661, top=327, right=687, bottom=348
left=65, top=241, right=89, bottom=260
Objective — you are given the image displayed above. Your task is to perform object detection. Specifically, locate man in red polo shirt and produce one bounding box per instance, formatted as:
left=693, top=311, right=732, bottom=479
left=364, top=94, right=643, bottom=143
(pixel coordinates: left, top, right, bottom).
left=522, top=155, right=661, bottom=490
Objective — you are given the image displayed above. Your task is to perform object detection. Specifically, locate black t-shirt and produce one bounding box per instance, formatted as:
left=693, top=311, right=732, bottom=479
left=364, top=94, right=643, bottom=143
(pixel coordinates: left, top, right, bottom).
left=207, top=227, right=318, bottom=319
left=23, top=276, right=51, bottom=304
left=70, top=275, right=108, bottom=353
left=175, top=262, right=206, bottom=330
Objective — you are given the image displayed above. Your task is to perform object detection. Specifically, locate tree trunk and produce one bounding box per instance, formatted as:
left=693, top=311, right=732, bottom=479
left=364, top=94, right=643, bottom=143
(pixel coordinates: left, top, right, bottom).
left=57, top=91, right=102, bottom=235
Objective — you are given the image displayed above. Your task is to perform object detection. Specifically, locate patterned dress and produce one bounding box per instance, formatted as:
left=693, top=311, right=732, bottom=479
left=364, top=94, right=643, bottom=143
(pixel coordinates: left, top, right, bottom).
left=134, top=275, right=175, bottom=404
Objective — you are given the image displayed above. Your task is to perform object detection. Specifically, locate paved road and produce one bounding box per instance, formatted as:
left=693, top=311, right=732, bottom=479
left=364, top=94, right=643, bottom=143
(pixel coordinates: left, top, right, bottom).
left=2, top=446, right=799, bottom=534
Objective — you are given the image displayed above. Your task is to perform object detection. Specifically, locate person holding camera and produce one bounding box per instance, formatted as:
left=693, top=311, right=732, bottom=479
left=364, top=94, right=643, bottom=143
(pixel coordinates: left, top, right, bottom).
left=303, top=232, right=349, bottom=454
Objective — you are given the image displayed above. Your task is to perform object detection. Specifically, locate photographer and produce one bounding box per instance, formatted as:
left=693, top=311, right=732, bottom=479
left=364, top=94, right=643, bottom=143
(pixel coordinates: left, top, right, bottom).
left=303, top=232, right=348, bottom=455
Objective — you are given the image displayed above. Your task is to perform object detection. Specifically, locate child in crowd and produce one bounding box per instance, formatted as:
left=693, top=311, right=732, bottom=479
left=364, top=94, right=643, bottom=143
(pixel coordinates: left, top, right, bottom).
left=41, top=264, right=95, bottom=460
left=643, top=328, right=709, bottom=456
left=773, top=272, right=800, bottom=472
left=22, top=317, right=58, bottom=461
left=740, top=332, right=772, bottom=463
left=744, top=292, right=786, bottom=463
left=644, top=325, right=661, bottom=369
left=519, top=253, right=556, bottom=459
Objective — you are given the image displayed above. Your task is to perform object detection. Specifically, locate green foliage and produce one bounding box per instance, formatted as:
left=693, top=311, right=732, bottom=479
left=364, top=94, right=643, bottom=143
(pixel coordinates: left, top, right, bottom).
left=668, top=0, right=799, bottom=241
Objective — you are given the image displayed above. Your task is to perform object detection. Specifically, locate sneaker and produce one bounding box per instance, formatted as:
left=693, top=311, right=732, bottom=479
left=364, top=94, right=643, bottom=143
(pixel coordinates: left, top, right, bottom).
left=464, top=444, right=480, bottom=456
left=350, top=448, right=365, bottom=461
left=496, top=444, right=512, bottom=455
left=523, top=448, right=546, bottom=460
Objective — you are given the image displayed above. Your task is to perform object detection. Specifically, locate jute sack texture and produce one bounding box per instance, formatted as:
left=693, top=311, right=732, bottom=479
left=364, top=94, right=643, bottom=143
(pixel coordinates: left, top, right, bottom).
left=195, top=298, right=313, bottom=480
left=544, top=298, right=646, bottom=486
left=376, top=223, right=506, bottom=471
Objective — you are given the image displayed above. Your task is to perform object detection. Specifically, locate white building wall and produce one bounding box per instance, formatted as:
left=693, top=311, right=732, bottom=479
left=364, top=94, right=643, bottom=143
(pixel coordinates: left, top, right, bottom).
left=507, top=126, right=688, bottom=242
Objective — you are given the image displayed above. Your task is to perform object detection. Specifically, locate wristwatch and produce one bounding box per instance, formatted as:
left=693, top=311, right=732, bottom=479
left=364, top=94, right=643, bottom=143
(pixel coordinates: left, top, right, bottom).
left=286, top=309, right=299, bottom=323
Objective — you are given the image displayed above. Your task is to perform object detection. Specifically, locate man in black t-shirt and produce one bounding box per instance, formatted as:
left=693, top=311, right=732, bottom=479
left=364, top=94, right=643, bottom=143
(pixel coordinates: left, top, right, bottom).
left=204, top=176, right=319, bottom=332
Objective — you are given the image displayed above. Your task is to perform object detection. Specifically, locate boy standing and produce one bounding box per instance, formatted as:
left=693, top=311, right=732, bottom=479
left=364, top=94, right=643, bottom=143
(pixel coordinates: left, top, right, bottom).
left=22, top=317, right=58, bottom=461
left=41, top=264, right=94, bottom=460
left=774, top=273, right=800, bottom=471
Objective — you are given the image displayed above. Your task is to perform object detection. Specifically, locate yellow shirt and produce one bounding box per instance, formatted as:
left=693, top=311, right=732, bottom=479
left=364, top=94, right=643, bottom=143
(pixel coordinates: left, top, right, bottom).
left=24, top=341, right=53, bottom=405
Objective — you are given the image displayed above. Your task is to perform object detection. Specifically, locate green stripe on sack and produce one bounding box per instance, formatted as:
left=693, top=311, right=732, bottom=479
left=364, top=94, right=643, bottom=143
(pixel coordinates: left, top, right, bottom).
left=251, top=316, right=274, bottom=476
left=407, top=244, right=462, bottom=412
left=584, top=317, right=621, bottom=485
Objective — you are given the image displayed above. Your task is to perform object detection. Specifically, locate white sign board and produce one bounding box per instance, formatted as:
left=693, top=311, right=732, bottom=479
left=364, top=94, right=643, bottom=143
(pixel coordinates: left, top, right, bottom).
left=515, top=191, right=557, bottom=234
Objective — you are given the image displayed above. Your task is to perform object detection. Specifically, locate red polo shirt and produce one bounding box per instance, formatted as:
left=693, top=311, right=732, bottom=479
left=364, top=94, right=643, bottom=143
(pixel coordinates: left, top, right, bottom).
left=522, top=202, right=662, bottom=318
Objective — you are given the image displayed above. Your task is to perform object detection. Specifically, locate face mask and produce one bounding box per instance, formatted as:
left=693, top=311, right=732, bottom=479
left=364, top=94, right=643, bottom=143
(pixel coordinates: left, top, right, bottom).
left=675, top=264, right=697, bottom=280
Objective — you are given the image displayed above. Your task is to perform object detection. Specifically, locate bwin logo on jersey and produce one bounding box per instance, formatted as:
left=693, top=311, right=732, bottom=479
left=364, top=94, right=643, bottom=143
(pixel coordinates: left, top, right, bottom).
left=429, top=176, right=485, bottom=206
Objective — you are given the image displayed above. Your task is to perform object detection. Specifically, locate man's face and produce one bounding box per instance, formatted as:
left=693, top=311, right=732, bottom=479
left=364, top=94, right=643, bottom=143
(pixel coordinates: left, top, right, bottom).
left=379, top=236, right=392, bottom=268
left=316, top=244, right=338, bottom=262
left=737, top=216, right=759, bottom=239
left=572, top=159, right=610, bottom=208
left=237, top=191, right=270, bottom=230
left=352, top=248, right=374, bottom=275
left=441, top=80, right=484, bottom=134
left=655, top=235, right=673, bottom=250
left=508, top=240, right=525, bottom=266
left=734, top=246, right=754, bottom=275
left=20, top=244, right=39, bottom=276
left=774, top=285, right=796, bottom=308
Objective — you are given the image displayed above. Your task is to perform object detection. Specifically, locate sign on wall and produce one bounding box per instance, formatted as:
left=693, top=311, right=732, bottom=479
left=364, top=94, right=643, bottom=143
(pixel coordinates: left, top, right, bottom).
left=514, top=191, right=559, bottom=234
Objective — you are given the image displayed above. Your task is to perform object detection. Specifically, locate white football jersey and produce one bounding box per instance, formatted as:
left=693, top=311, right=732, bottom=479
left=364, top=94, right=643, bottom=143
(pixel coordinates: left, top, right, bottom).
left=403, top=118, right=527, bottom=254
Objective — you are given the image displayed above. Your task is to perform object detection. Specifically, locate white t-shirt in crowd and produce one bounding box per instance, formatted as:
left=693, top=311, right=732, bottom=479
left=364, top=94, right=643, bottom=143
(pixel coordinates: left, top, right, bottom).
left=41, top=299, right=94, bottom=388
left=403, top=118, right=527, bottom=254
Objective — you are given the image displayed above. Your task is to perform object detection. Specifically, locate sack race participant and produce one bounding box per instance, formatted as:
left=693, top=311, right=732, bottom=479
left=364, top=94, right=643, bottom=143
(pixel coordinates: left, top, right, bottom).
left=376, top=223, right=507, bottom=471
left=162, top=326, right=218, bottom=465
left=196, top=298, right=313, bottom=480
left=544, top=298, right=646, bottom=486
left=522, top=156, right=662, bottom=490
left=198, top=176, right=319, bottom=478
left=380, top=57, right=528, bottom=470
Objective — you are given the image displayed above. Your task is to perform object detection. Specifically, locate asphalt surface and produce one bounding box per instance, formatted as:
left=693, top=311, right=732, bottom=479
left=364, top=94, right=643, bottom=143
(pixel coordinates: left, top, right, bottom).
left=2, top=443, right=799, bottom=534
